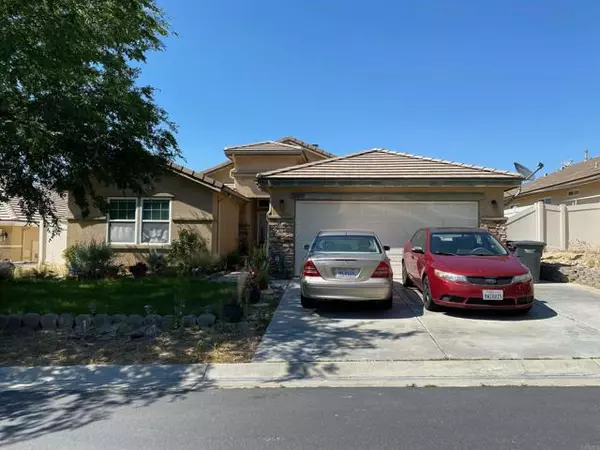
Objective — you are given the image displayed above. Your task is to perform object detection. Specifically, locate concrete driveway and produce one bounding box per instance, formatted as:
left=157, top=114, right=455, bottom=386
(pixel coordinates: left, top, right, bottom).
left=254, top=282, right=600, bottom=361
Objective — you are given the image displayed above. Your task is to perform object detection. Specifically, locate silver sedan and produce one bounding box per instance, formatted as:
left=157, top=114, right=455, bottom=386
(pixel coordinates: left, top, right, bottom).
left=300, top=230, right=394, bottom=309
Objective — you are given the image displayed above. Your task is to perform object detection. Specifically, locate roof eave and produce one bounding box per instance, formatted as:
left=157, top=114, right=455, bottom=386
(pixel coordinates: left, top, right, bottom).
left=516, top=173, right=600, bottom=198
left=256, top=177, right=523, bottom=188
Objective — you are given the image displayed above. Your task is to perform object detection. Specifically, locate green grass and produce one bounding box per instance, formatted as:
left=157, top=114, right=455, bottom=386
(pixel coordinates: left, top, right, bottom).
left=0, top=277, right=237, bottom=316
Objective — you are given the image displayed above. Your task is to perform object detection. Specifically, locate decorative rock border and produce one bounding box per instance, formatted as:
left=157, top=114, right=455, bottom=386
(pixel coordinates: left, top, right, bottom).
left=541, top=263, right=600, bottom=290
left=0, top=312, right=219, bottom=335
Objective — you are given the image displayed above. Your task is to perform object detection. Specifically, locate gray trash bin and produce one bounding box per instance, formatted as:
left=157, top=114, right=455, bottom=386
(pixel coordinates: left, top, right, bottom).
left=507, top=240, right=546, bottom=282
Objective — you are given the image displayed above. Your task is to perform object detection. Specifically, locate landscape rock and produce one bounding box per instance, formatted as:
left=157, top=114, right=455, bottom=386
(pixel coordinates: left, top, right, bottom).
left=5, top=314, right=22, bottom=333
left=74, top=314, right=92, bottom=330
left=111, top=314, right=127, bottom=324
left=41, top=313, right=58, bottom=330
left=143, top=314, right=162, bottom=327
left=114, top=321, right=131, bottom=336
left=93, top=313, right=111, bottom=327
left=129, top=325, right=158, bottom=339
left=96, top=324, right=116, bottom=341
left=0, top=315, right=8, bottom=330
left=0, top=261, right=15, bottom=280
left=22, top=313, right=41, bottom=329
left=236, top=321, right=251, bottom=332
left=58, top=313, right=74, bottom=329
left=182, top=315, right=196, bottom=328
left=161, top=315, right=177, bottom=330
left=196, top=313, right=216, bottom=328
left=126, top=314, right=144, bottom=328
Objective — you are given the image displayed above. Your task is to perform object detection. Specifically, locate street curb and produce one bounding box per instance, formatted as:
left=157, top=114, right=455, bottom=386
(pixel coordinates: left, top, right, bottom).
left=2, top=359, right=600, bottom=391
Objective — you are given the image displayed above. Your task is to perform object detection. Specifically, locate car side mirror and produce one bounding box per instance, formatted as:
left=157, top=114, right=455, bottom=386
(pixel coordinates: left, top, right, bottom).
left=411, top=246, right=424, bottom=254
left=303, top=244, right=310, bottom=251
left=383, top=245, right=390, bottom=251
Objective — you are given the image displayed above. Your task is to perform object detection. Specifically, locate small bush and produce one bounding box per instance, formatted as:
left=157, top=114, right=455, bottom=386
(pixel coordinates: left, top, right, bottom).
left=63, top=240, right=115, bottom=280
left=168, top=228, right=220, bottom=275
left=129, top=262, right=148, bottom=279
left=0, top=261, right=15, bottom=281
left=224, top=249, right=242, bottom=270
left=145, top=249, right=167, bottom=275
left=246, top=245, right=270, bottom=289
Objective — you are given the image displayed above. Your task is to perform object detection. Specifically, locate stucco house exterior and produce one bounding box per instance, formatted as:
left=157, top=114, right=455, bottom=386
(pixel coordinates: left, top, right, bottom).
left=505, top=156, right=600, bottom=208
left=61, top=136, right=522, bottom=275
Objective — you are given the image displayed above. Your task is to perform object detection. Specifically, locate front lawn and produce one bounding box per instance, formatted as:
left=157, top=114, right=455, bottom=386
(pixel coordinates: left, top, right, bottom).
left=0, top=277, right=237, bottom=316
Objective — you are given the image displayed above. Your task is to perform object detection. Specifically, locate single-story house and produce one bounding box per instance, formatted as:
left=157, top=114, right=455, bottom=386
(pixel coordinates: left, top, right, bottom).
left=0, top=194, right=68, bottom=264
left=505, top=155, right=600, bottom=208
left=59, top=136, right=522, bottom=275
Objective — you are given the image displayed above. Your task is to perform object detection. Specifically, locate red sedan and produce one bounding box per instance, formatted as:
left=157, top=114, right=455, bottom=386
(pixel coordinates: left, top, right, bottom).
left=401, top=227, right=534, bottom=314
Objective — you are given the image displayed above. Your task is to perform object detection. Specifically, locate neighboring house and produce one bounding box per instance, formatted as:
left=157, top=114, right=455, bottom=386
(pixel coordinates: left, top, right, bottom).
left=63, top=135, right=522, bottom=275
left=505, top=156, right=600, bottom=208
left=0, top=194, right=68, bottom=263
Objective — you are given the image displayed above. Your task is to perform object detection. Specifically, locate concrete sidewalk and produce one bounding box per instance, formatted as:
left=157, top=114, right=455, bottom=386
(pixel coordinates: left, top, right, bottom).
left=2, top=358, right=600, bottom=391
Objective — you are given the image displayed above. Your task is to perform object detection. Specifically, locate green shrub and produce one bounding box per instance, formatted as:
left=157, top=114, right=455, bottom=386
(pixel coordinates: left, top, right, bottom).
left=167, top=228, right=220, bottom=275
left=247, top=245, right=270, bottom=289
left=0, top=261, right=15, bottom=281
left=63, top=240, right=115, bottom=280
left=224, top=249, right=242, bottom=270
left=145, top=249, right=167, bottom=275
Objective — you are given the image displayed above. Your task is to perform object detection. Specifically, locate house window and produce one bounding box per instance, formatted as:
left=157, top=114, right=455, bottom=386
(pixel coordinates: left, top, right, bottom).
left=543, top=198, right=552, bottom=205
left=568, top=190, right=580, bottom=197
left=141, top=199, right=171, bottom=244
left=108, top=199, right=137, bottom=243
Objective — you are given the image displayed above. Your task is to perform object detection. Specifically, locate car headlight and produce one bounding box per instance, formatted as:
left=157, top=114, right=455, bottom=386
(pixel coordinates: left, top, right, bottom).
left=434, top=269, right=468, bottom=283
left=512, top=272, right=532, bottom=283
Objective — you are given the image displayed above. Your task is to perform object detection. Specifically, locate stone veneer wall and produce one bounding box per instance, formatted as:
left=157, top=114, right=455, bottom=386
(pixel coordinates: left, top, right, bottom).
left=479, top=217, right=508, bottom=243
left=268, top=218, right=295, bottom=278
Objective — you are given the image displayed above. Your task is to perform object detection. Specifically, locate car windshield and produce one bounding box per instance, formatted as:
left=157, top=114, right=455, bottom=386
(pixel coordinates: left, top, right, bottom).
left=311, top=235, right=382, bottom=253
left=430, top=232, right=508, bottom=256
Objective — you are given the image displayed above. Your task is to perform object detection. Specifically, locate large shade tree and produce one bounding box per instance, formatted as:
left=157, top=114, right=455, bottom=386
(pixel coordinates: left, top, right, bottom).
left=0, top=0, right=180, bottom=229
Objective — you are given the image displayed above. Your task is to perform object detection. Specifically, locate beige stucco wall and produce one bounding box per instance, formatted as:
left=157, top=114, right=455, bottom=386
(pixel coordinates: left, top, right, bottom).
left=513, top=180, right=600, bottom=207
left=230, top=154, right=307, bottom=198
left=205, top=163, right=234, bottom=184
left=217, top=194, right=240, bottom=256
left=266, top=185, right=508, bottom=221
left=66, top=172, right=218, bottom=265
left=0, top=224, right=39, bottom=261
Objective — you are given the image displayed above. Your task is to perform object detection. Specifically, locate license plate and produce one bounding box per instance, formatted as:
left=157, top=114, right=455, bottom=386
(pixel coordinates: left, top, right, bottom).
left=483, top=290, right=504, bottom=301
left=335, top=268, right=360, bottom=278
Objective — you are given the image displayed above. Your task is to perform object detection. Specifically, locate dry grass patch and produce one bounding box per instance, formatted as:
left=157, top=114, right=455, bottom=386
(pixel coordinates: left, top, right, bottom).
left=543, top=250, right=600, bottom=269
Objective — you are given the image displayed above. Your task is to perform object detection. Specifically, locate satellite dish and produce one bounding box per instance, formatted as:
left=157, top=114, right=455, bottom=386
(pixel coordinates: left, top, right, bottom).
left=514, top=162, right=544, bottom=181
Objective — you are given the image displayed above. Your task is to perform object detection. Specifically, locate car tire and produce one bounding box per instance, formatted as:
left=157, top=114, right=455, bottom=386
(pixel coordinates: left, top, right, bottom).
left=380, top=295, right=393, bottom=310
left=401, top=261, right=414, bottom=288
left=422, top=276, right=442, bottom=312
left=301, top=294, right=317, bottom=309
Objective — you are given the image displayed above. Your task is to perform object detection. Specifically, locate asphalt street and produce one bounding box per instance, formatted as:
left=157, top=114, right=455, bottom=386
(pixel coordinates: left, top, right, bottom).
left=2, top=387, right=600, bottom=449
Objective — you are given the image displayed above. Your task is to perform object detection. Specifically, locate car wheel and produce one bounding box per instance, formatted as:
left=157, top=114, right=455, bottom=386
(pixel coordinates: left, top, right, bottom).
left=422, top=276, right=442, bottom=312
left=401, top=261, right=414, bottom=288
left=379, top=295, right=393, bottom=310
left=301, top=294, right=317, bottom=309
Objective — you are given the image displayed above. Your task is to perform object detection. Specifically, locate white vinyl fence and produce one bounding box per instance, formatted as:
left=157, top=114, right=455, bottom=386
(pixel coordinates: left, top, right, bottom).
left=506, top=201, right=600, bottom=250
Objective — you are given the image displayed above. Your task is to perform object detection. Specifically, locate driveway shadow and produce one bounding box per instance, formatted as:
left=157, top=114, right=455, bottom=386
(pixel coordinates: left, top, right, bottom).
left=439, top=299, right=558, bottom=322
left=0, top=365, right=212, bottom=446
left=254, top=282, right=422, bottom=379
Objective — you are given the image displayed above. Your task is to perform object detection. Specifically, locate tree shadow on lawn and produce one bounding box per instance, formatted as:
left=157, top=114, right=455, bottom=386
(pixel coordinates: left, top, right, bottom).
left=0, top=365, right=213, bottom=446
left=255, top=282, right=422, bottom=381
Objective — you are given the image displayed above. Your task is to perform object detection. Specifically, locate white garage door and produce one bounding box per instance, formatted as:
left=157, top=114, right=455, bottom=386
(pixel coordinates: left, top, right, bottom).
left=294, top=201, right=478, bottom=276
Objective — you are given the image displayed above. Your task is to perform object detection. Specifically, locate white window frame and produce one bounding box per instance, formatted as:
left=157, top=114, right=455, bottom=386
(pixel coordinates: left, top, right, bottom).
left=140, top=197, right=172, bottom=246
left=567, top=189, right=580, bottom=197
left=106, top=197, right=138, bottom=245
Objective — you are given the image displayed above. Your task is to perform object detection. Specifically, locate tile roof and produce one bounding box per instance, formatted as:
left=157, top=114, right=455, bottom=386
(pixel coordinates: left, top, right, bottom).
left=506, top=156, right=600, bottom=197
left=0, top=193, right=68, bottom=223
left=224, top=141, right=303, bottom=154
left=258, top=149, right=522, bottom=181
left=276, top=136, right=335, bottom=158
left=167, top=163, right=247, bottom=201
left=200, top=160, right=233, bottom=175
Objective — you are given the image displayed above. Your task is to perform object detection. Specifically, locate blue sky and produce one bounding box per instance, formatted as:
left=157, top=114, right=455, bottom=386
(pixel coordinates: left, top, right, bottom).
left=140, top=0, right=600, bottom=174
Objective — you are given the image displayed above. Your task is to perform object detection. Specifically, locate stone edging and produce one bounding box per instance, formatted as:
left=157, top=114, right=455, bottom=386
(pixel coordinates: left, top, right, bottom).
left=541, top=262, right=600, bottom=290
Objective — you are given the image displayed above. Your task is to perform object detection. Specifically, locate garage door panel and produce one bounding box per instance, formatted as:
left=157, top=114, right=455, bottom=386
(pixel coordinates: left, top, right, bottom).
left=294, top=201, right=478, bottom=276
